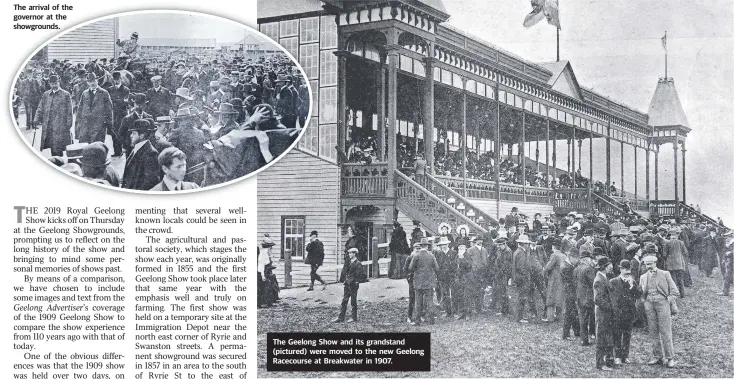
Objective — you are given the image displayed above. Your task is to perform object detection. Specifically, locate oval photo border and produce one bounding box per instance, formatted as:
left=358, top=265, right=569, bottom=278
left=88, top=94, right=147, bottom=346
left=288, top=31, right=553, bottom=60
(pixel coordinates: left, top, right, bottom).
left=8, top=9, right=314, bottom=195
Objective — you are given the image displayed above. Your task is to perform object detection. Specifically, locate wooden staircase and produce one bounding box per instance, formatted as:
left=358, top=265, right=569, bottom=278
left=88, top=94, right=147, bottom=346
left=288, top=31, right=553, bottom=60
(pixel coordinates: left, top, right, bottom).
left=552, top=188, right=639, bottom=219
left=650, top=200, right=727, bottom=230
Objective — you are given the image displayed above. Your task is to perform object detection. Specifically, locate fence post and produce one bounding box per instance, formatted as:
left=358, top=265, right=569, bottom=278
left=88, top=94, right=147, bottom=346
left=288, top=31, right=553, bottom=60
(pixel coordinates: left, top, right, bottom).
left=284, top=249, right=292, bottom=288
left=372, top=237, right=380, bottom=278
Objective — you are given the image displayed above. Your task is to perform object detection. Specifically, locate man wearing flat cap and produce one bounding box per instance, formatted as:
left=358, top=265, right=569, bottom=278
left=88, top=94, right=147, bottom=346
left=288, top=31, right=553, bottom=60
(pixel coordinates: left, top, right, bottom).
left=610, top=259, right=642, bottom=365
left=76, top=72, right=113, bottom=144
left=332, top=247, right=366, bottom=323
left=146, top=75, right=173, bottom=119
left=639, top=247, right=680, bottom=368
left=108, top=71, right=130, bottom=157
left=122, top=119, right=160, bottom=191
left=35, top=75, right=73, bottom=157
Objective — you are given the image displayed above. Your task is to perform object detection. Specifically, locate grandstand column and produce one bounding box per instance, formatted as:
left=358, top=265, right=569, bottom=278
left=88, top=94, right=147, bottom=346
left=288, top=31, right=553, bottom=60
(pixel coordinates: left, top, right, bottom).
left=553, top=125, right=557, bottom=183
left=578, top=139, right=582, bottom=172
left=589, top=134, right=593, bottom=185
left=674, top=134, right=679, bottom=218
left=620, top=141, right=625, bottom=194
left=386, top=44, right=399, bottom=198
left=606, top=136, right=611, bottom=195
left=571, top=126, right=576, bottom=188
left=634, top=146, right=638, bottom=200
left=461, top=80, right=467, bottom=196
left=682, top=141, right=687, bottom=205
left=494, top=83, right=501, bottom=220
left=654, top=145, right=659, bottom=201
left=545, top=118, right=550, bottom=187
left=646, top=147, right=650, bottom=201
left=422, top=47, right=435, bottom=174
left=379, top=61, right=386, bottom=161
left=521, top=109, right=526, bottom=202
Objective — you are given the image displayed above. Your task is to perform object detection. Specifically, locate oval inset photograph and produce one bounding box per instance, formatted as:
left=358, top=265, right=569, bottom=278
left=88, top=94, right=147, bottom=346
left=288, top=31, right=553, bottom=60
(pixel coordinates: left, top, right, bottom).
left=10, top=10, right=311, bottom=193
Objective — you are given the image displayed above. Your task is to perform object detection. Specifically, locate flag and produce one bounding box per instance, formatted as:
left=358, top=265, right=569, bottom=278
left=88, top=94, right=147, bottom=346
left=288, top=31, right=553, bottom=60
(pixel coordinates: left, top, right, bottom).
left=661, top=34, right=667, bottom=51
left=523, top=0, right=561, bottom=30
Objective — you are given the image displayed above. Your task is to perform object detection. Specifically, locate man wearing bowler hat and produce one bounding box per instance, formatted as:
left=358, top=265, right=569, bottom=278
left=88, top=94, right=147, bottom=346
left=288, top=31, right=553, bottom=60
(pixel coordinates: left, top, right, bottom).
left=167, top=107, right=207, bottom=185
left=76, top=72, right=113, bottom=144
left=610, top=259, right=641, bottom=365
left=274, top=73, right=297, bottom=128
left=118, top=93, right=152, bottom=156
left=512, top=234, right=538, bottom=323
left=35, top=74, right=73, bottom=157
left=79, top=141, right=114, bottom=186
left=305, top=230, right=327, bottom=291
left=146, top=75, right=173, bottom=119
left=122, top=119, right=160, bottom=190
left=108, top=71, right=130, bottom=157
left=639, top=245, right=679, bottom=368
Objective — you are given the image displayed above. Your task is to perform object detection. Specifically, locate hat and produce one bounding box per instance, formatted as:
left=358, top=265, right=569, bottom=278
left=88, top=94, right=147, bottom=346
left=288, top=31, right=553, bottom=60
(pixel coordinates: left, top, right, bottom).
left=131, top=32, right=139, bottom=39
left=230, top=70, right=240, bottom=76
left=131, top=93, right=148, bottom=104
left=438, top=222, right=452, bottom=233
left=112, top=71, right=121, bottom=80
left=173, top=107, right=199, bottom=120
left=619, top=259, right=632, bottom=270
left=214, top=103, right=239, bottom=115
left=261, top=235, right=275, bottom=248
left=598, top=214, right=607, bottom=220
left=151, top=75, right=162, bottom=81
left=551, top=237, right=562, bottom=248
left=495, top=237, right=507, bottom=244
left=274, top=73, right=290, bottom=83
left=670, top=227, right=681, bottom=235
left=79, top=142, right=110, bottom=168
left=575, top=213, right=583, bottom=219
left=219, top=76, right=232, bottom=83
left=175, top=61, right=186, bottom=68
left=541, top=225, right=550, bottom=231
left=309, top=230, right=318, bottom=237
left=209, top=80, right=219, bottom=87
left=584, top=229, right=594, bottom=236
left=85, top=72, right=98, bottom=81
left=347, top=247, right=359, bottom=254
left=175, top=87, right=193, bottom=100
left=516, top=234, right=531, bottom=244
left=643, top=242, right=658, bottom=254
left=611, top=229, right=622, bottom=237
left=593, top=247, right=605, bottom=256
left=65, top=143, right=88, bottom=160
left=420, top=238, right=430, bottom=246
left=597, top=256, right=611, bottom=269
left=511, top=207, right=519, bottom=212
left=413, top=242, right=422, bottom=248
left=129, top=119, right=156, bottom=133
left=436, top=237, right=451, bottom=246
left=641, top=253, right=658, bottom=263
left=625, top=234, right=637, bottom=242
left=569, top=247, right=580, bottom=258
left=456, top=224, right=470, bottom=236
left=48, top=75, right=60, bottom=84
left=579, top=249, right=591, bottom=259
left=76, top=69, right=87, bottom=76
left=156, top=116, right=172, bottom=123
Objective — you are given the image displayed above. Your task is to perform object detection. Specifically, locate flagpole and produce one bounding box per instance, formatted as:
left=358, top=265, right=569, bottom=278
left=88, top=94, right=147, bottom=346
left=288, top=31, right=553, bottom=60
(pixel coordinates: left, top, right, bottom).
left=556, top=27, right=560, bottom=62
left=664, top=30, right=667, bottom=79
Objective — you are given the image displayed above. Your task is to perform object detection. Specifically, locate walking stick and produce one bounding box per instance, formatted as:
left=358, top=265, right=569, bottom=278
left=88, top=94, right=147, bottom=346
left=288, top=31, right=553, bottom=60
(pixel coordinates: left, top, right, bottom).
left=32, top=125, right=38, bottom=147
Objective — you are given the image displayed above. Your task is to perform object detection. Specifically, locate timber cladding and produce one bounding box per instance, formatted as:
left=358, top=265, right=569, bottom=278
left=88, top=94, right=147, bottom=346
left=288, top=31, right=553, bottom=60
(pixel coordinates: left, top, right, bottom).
left=47, top=18, right=118, bottom=63
left=257, top=149, right=340, bottom=286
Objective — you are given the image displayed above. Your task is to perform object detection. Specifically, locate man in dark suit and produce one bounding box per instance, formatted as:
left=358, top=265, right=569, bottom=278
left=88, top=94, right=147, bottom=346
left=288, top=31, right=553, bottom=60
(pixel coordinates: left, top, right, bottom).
left=594, top=256, right=616, bottom=371
left=305, top=231, right=326, bottom=291
left=108, top=71, right=130, bottom=156
left=610, top=259, right=642, bottom=365
left=574, top=248, right=596, bottom=346
left=467, top=237, right=489, bottom=314
left=76, top=72, right=113, bottom=143
left=35, top=75, right=73, bottom=157
left=409, top=238, right=439, bottom=326
left=118, top=93, right=152, bottom=156
left=561, top=247, right=580, bottom=340
left=332, top=248, right=365, bottom=323
left=167, top=107, right=207, bottom=185
left=493, top=237, right=513, bottom=316
left=150, top=147, right=199, bottom=191
left=274, top=74, right=297, bottom=128
left=403, top=243, right=421, bottom=323
left=145, top=75, right=173, bottom=119
left=122, top=119, right=160, bottom=190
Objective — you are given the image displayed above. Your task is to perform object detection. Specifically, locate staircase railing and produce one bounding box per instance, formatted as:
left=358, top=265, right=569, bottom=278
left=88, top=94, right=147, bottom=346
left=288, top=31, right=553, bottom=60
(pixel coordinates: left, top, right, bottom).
left=417, top=174, right=498, bottom=227
left=592, top=192, right=630, bottom=219
left=675, top=202, right=726, bottom=230
left=395, top=170, right=487, bottom=236
left=552, top=188, right=592, bottom=215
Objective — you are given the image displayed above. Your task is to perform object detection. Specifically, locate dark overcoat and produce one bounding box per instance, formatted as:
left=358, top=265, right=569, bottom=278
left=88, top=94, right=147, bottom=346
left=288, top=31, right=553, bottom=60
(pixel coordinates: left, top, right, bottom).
left=35, top=89, right=73, bottom=153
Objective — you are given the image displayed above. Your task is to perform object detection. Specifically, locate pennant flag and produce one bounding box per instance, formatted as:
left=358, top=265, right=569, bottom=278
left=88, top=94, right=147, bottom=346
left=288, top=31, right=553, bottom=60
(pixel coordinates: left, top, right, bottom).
left=523, top=0, right=561, bottom=30
left=661, top=34, right=667, bottom=51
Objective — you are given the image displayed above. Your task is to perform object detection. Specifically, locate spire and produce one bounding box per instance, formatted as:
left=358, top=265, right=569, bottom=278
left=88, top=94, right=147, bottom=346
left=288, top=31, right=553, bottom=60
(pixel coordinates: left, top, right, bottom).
left=648, top=78, right=690, bottom=129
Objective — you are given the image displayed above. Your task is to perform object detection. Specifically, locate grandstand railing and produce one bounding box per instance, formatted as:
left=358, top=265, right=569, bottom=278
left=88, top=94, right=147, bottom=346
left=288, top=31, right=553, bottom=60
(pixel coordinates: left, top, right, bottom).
left=433, top=175, right=551, bottom=205
left=552, top=188, right=592, bottom=215
left=341, top=162, right=389, bottom=197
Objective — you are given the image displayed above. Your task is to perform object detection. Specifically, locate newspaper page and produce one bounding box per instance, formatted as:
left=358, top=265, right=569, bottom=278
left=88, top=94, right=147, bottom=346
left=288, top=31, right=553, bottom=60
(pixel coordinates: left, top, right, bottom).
left=5, top=0, right=734, bottom=379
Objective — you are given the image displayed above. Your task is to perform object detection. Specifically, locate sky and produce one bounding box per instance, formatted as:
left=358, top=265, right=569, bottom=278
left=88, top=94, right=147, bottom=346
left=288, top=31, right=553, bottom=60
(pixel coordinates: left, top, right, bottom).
left=443, top=0, right=733, bottom=224
left=117, top=13, right=275, bottom=46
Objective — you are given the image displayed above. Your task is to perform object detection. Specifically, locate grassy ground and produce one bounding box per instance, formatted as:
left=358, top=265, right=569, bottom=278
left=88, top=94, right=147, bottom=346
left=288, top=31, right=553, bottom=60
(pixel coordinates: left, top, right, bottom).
left=258, top=268, right=733, bottom=377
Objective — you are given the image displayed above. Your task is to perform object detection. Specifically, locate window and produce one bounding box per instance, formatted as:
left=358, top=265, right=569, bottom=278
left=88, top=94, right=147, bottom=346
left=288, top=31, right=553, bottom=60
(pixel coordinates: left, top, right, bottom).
left=414, top=60, right=425, bottom=76
left=299, top=44, right=319, bottom=79
left=260, top=22, right=279, bottom=41
left=320, top=50, right=337, bottom=86
left=281, top=217, right=305, bottom=259
left=280, top=20, right=298, bottom=38
left=434, top=67, right=440, bottom=81
left=557, top=110, right=565, bottom=121
left=309, top=79, right=319, bottom=113
left=506, top=92, right=515, bottom=106
left=400, top=55, right=412, bottom=72
left=300, top=17, right=319, bottom=43
left=319, top=87, right=337, bottom=124
left=279, top=37, right=299, bottom=59
left=477, top=82, right=486, bottom=97
left=441, top=69, right=452, bottom=85
left=320, top=15, right=337, bottom=49
left=319, top=123, right=337, bottom=161
left=299, top=117, right=318, bottom=153
left=453, top=73, right=463, bottom=89
left=466, top=80, right=476, bottom=93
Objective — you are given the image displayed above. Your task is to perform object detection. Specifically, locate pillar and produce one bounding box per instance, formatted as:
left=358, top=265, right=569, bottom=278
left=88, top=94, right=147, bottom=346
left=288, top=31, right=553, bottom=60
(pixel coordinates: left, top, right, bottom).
left=494, top=83, right=501, bottom=220
left=606, top=137, right=611, bottom=195
left=386, top=46, right=399, bottom=198
left=634, top=146, right=638, bottom=200
left=379, top=63, right=386, bottom=161
left=571, top=127, right=576, bottom=188
left=654, top=146, right=659, bottom=201
left=545, top=119, right=550, bottom=187
left=620, top=141, right=624, bottom=195
left=553, top=126, right=557, bottom=183
left=674, top=136, right=679, bottom=217
left=589, top=135, right=593, bottom=185
left=682, top=141, right=687, bottom=205
left=521, top=109, right=526, bottom=201
left=422, top=51, right=435, bottom=173
left=646, top=147, right=650, bottom=201
left=335, top=49, right=348, bottom=165
left=462, top=88, right=467, bottom=196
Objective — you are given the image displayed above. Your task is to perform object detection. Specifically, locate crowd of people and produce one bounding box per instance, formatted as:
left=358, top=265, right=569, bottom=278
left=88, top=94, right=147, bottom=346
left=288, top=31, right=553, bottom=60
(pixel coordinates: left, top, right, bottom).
left=14, top=32, right=308, bottom=191
left=271, top=206, right=732, bottom=370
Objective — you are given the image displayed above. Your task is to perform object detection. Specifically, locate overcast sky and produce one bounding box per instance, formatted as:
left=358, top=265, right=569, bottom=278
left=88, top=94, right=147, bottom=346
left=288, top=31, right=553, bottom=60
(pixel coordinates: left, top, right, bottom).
left=444, top=0, right=733, bottom=224
left=117, top=13, right=274, bottom=46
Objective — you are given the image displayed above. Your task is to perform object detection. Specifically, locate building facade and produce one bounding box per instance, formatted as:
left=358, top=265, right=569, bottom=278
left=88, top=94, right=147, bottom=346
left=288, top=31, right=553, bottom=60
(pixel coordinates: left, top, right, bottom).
left=46, top=18, right=118, bottom=63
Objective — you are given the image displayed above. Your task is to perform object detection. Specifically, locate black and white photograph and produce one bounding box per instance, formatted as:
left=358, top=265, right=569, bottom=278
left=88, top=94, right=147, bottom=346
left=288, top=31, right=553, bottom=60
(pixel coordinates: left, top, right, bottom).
left=256, top=0, right=733, bottom=377
left=10, top=10, right=311, bottom=192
